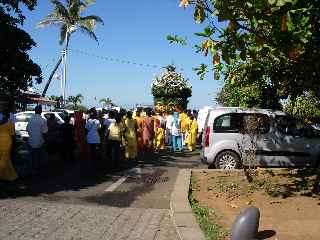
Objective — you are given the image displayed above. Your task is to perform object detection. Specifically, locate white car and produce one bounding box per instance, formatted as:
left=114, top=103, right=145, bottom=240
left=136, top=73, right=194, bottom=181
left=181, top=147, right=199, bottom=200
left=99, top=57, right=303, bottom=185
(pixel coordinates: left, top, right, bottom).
left=15, top=111, right=65, bottom=138
left=201, top=107, right=320, bottom=169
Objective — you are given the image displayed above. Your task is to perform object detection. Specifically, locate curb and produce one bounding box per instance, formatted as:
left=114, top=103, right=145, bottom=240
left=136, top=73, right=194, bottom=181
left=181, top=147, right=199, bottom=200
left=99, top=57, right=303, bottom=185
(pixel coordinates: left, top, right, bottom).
left=170, top=169, right=206, bottom=240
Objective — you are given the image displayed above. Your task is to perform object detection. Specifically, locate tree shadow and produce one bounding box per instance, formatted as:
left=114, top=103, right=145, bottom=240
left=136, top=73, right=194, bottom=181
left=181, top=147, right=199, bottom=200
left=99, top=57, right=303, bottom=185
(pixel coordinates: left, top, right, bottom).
left=272, top=167, right=320, bottom=199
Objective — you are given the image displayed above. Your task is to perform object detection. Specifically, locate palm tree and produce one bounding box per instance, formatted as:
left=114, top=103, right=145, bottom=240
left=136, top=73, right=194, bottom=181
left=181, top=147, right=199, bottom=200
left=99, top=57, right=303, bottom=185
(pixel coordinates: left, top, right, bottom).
left=48, top=95, right=62, bottom=108
left=99, top=97, right=113, bottom=109
left=39, top=0, right=104, bottom=101
left=67, top=93, right=84, bottom=110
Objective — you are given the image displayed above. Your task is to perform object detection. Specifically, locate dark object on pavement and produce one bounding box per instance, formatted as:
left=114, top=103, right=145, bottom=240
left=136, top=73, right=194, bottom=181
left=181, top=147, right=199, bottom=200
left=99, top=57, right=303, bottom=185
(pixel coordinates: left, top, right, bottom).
left=230, top=206, right=260, bottom=240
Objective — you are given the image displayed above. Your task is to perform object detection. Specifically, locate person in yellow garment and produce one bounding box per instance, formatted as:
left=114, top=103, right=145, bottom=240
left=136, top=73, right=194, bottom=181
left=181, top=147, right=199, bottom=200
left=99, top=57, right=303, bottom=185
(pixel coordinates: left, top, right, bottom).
left=124, top=111, right=138, bottom=160
left=0, top=110, right=17, bottom=181
left=134, top=111, right=144, bottom=154
left=187, top=116, right=198, bottom=151
left=154, top=113, right=165, bottom=150
left=179, top=110, right=189, bottom=146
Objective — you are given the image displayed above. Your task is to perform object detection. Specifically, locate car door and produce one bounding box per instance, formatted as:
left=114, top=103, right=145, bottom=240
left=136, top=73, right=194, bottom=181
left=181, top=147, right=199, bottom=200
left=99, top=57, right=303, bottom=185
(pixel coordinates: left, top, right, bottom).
left=273, top=115, right=314, bottom=167
left=15, top=113, right=34, bottom=137
left=239, top=113, right=285, bottom=167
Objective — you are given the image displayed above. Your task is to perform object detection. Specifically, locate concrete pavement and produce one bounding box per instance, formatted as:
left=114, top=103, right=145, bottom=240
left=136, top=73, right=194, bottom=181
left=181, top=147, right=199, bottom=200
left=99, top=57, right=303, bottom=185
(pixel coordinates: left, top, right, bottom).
left=0, top=150, right=205, bottom=240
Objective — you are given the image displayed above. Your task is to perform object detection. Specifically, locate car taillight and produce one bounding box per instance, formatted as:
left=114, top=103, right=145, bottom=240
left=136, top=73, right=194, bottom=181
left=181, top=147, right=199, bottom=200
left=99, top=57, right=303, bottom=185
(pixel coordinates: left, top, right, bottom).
left=204, top=126, right=210, bottom=147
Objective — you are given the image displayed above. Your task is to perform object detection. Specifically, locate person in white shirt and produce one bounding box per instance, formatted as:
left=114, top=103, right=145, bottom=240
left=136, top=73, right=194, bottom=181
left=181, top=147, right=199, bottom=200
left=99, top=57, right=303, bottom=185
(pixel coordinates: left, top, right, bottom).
left=85, top=108, right=101, bottom=162
left=103, top=110, right=116, bottom=155
left=26, top=105, right=48, bottom=173
left=165, top=111, right=174, bottom=145
left=171, top=111, right=183, bottom=152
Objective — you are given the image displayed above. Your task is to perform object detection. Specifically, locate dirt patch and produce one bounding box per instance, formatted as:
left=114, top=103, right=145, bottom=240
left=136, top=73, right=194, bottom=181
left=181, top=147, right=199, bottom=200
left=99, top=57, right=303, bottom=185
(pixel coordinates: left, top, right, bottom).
left=191, top=169, right=320, bottom=240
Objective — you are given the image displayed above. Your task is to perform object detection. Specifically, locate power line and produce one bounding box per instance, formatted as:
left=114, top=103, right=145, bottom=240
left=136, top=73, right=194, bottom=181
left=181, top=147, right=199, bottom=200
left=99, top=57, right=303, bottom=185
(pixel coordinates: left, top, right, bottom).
left=68, top=48, right=185, bottom=72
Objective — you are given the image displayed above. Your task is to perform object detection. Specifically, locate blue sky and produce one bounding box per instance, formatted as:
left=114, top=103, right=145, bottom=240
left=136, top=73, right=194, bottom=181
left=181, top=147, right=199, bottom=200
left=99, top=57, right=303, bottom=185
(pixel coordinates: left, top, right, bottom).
left=22, top=0, right=222, bottom=109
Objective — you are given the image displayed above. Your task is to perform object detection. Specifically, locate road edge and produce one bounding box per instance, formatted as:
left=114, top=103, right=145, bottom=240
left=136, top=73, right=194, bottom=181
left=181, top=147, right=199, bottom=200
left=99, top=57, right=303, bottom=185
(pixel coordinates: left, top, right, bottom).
left=170, top=169, right=206, bottom=240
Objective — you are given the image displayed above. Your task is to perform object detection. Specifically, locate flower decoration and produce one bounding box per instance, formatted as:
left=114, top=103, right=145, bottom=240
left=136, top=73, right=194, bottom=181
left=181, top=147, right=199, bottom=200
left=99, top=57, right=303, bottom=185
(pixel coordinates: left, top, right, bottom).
left=151, top=65, right=192, bottom=112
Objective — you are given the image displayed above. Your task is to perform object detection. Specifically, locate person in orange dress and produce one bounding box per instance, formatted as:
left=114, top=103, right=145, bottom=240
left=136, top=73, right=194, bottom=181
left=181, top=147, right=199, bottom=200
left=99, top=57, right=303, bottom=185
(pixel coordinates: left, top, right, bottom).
left=142, top=110, right=154, bottom=153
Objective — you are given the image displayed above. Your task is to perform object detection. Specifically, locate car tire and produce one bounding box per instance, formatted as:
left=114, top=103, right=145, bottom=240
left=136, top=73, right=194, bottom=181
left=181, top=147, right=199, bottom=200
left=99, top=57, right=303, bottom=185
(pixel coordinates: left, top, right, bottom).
left=215, top=151, right=241, bottom=170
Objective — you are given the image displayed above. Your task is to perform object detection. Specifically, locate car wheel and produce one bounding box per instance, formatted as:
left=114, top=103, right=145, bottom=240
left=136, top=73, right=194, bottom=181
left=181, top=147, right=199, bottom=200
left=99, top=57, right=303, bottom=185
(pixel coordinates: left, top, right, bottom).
left=215, top=151, right=240, bottom=170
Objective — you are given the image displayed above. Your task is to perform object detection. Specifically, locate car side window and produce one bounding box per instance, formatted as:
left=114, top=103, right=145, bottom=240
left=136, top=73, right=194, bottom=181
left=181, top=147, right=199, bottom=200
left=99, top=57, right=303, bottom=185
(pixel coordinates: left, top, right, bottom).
left=213, top=113, right=241, bottom=132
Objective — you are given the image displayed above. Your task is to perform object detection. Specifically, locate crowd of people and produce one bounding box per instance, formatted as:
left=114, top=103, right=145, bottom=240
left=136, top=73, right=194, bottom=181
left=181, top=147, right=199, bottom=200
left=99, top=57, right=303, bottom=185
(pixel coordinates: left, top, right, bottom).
left=0, top=105, right=198, bottom=182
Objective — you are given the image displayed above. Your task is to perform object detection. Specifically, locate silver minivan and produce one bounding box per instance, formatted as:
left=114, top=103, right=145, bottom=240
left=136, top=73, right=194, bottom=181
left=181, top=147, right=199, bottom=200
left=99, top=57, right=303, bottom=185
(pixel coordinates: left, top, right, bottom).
left=201, top=108, right=320, bottom=169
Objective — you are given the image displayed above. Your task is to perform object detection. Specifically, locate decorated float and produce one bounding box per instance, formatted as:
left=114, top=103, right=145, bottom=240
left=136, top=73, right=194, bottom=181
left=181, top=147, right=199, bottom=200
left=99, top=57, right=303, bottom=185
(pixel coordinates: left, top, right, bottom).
left=151, top=65, right=192, bottom=113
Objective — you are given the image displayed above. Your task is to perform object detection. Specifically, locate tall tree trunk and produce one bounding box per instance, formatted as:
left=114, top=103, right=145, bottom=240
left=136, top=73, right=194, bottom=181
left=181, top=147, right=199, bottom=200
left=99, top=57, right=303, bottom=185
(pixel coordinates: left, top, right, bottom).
left=62, top=32, right=71, bottom=106
left=42, top=57, right=62, bottom=97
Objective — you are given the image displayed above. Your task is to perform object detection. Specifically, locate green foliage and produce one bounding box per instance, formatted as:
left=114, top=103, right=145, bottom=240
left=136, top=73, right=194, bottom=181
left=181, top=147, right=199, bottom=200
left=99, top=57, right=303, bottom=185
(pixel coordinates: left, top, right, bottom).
left=0, top=0, right=42, bottom=95
left=193, top=64, right=208, bottom=80
left=99, top=97, right=113, bottom=108
left=48, top=95, right=62, bottom=108
left=152, top=65, right=192, bottom=110
left=67, top=93, right=84, bottom=110
left=166, top=35, right=187, bottom=45
left=172, top=0, right=320, bottom=107
left=284, top=92, right=320, bottom=121
left=38, top=0, right=104, bottom=45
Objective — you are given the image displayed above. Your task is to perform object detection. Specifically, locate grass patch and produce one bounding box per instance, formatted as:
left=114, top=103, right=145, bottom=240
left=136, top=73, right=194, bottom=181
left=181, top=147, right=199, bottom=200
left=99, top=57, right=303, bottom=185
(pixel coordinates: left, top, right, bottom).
left=189, top=175, right=229, bottom=240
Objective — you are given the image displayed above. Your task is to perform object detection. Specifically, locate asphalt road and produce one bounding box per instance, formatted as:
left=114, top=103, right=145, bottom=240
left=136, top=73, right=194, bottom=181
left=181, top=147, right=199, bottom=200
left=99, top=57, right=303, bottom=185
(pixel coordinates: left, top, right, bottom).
left=0, top=149, right=206, bottom=240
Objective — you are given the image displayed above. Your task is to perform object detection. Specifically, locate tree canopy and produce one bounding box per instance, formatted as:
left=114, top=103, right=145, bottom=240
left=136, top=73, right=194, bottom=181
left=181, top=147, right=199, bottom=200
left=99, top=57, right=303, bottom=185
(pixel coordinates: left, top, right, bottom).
left=99, top=98, right=113, bottom=108
left=170, top=0, right=320, bottom=109
left=0, top=0, right=42, bottom=95
left=38, top=0, right=104, bottom=45
left=67, top=93, right=84, bottom=110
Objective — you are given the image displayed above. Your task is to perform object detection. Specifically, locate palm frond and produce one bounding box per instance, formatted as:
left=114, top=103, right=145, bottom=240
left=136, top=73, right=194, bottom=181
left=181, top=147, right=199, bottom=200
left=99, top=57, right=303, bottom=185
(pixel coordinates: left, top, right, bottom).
left=79, top=25, right=98, bottom=42
left=76, top=93, right=84, bottom=100
left=37, top=13, right=64, bottom=28
left=79, top=0, right=96, bottom=13
left=50, top=0, right=71, bottom=24
left=80, top=15, right=104, bottom=25
left=83, top=0, right=96, bottom=6
left=69, top=0, right=81, bottom=22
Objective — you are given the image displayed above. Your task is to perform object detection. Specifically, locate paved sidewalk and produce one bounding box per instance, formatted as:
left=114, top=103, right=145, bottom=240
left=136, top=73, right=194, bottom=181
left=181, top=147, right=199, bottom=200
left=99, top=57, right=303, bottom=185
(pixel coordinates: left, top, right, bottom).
left=0, top=199, right=178, bottom=240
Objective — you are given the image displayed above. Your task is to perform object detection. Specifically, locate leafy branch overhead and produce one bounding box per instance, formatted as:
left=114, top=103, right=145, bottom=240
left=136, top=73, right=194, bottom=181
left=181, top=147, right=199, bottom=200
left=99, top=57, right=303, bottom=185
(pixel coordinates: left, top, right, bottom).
left=166, top=35, right=187, bottom=46
left=172, top=0, right=320, bottom=105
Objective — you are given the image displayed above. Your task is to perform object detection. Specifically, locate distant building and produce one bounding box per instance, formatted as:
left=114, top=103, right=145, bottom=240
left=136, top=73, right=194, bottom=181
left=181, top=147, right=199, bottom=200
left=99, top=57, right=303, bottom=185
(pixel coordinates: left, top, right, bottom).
left=0, top=89, right=57, bottom=112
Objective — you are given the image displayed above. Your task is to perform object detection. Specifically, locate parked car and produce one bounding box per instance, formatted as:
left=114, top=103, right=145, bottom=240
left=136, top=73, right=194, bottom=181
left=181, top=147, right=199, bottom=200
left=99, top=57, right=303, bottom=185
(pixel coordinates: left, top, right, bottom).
left=15, top=111, right=65, bottom=139
left=197, top=106, right=214, bottom=135
left=201, top=107, right=320, bottom=169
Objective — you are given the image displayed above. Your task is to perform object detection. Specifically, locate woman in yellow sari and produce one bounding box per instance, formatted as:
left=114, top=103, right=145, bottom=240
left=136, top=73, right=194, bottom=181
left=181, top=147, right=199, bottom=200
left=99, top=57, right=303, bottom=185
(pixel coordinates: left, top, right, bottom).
left=124, top=112, right=138, bottom=160
left=0, top=111, right=17, bottom=181
left=134, top=111, right=144, bottom=154
left=187, top=116, right=198, bottom=151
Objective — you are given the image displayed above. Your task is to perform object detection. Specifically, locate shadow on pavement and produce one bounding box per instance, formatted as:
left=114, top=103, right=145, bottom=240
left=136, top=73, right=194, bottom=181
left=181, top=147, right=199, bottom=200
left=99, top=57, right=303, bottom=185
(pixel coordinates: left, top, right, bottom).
left=0, top=148, right=204, bottom=204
